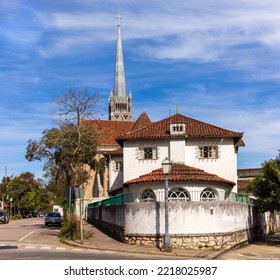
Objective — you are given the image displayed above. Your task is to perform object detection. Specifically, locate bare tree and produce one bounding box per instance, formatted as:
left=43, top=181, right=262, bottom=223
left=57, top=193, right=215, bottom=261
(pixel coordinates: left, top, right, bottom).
left=55, top=86, right=99, bottom=127
left=26, top=87, right=100, bottom=190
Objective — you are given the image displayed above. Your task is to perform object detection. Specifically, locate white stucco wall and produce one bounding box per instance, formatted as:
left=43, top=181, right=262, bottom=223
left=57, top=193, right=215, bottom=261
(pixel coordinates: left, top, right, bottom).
left=123, top=139, right=169, bottom=182
left=169, top=139, right=185, bottom=163
left=102, top=205, right=124, bottom=227
left=124, top=201, right=253, bottom=235
left=109, top=156, right=124, bottom=192
left=121, top=136, right=238, bottom=192
left=185, top=137, right=238, bottom=192
left=126, top=181, right=230, bottom=202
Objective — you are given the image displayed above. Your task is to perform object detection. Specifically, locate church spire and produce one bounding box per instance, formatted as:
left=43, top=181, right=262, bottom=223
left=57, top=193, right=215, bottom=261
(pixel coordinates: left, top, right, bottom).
left=113, top=15, right=126, bottom=98
left=108, top=16, right=132, bottom=121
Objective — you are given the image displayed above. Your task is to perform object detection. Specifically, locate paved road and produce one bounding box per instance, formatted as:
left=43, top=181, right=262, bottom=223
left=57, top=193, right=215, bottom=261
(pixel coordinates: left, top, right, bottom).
left=2, top=218, right=280, bottom=260
left=0, top=217, right=61, bottom=245
left=0, top=218, right=182, bottom=260
left=215, top=232, right=280, bottom=260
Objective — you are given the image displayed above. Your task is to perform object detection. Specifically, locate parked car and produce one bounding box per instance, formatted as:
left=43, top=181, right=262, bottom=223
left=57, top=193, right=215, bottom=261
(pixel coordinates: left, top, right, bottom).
left=45, top=212, right=62, bottom=227
left=24, top=212, right=32, bottom=218
left=0, top=210, right=9, bottom=224
left=32, top=212, right=38, bottom=217
left=38, top=212, right=45, bottom=217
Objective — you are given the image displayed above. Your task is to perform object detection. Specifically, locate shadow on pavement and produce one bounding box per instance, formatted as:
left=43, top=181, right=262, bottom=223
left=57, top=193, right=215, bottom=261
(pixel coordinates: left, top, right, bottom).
left=0, top=245, right=19, bottom=250
left=264, top=233, right=280, bottom=247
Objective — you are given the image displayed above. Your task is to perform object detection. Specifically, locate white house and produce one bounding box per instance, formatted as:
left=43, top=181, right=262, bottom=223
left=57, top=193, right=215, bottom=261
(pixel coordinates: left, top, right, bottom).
left=107, top=111, right=244, bottom=200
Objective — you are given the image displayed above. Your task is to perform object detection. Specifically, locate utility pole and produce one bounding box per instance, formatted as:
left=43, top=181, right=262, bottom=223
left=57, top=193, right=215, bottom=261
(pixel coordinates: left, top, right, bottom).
left=1, top=166, right=8, bottom=209
left=79, top=188, right=84, bottom=244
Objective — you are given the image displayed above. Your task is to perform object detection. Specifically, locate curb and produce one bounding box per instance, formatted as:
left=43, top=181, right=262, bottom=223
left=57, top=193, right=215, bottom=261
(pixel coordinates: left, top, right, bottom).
left=63, top=240, right=177, bottom=256
left=63, top=239, right=224, bottom=259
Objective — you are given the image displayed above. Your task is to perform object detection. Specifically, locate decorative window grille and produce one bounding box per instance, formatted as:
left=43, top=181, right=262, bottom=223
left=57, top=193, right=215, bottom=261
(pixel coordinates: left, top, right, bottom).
left=138, top=147, right=158, bottom=160
left=114, top=161, right=123, bottom=172
left=141, top=189, right=156, bottom=202
left=170, top=123, right=186, bottom=135
left=168, top=188, right=190, bottom=201
left=200, top=188, right=217, bottom=201
left=199, top=146, right=218, bottom=159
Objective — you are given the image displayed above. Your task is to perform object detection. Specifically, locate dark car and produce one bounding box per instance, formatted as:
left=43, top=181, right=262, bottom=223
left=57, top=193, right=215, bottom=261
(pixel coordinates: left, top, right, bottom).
left=24, top=212, right=32, bottom=218
left=0, top=210, right=9, bottom=224
left=45, top=212, right=62, bottom=227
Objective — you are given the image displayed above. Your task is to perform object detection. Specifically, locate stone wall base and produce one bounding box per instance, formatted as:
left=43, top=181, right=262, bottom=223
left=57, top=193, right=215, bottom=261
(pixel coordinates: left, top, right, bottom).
left=123, top=229, right=257, bottom=250
left=91, top=218, right=258, bottom=250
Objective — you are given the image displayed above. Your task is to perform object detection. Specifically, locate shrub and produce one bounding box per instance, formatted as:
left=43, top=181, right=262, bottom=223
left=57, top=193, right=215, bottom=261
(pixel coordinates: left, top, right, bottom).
left=60, top=213, right=80, bottom=240
left=60, top=213, right=94, bottom=241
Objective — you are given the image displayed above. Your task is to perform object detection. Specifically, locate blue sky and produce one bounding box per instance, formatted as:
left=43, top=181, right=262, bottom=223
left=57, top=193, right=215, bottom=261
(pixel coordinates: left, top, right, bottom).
left=1, top=0, right=280, bottom=179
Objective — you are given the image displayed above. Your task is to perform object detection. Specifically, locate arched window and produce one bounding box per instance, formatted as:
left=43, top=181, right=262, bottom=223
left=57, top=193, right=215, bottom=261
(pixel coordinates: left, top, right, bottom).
left=168, top=188, right=190, bottom=201
left=200, top=188, right=217, bottom=201
left=141, top=189, right=156, bottom=202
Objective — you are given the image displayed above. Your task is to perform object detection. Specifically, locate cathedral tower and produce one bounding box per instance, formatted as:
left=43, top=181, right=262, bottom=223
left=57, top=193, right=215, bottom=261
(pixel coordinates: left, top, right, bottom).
left=108, top=16, right=132, bottom=121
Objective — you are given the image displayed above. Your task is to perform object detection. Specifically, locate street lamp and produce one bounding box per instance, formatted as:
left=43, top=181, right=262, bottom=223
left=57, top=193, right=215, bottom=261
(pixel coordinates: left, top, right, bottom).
left=162, top=157, right=172, bottom=252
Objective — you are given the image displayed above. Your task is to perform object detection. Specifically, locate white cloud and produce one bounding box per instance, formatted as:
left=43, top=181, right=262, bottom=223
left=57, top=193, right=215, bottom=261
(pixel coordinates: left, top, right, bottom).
left=29, top=1, right=280, bottom=76
left=1, top=0, right=280, bottom=174
left=47, top=12, right=114, bottom=30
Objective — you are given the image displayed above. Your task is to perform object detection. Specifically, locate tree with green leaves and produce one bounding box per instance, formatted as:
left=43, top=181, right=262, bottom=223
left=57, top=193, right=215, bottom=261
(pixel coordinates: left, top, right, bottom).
left=0, top=176, right=8, bottom=209
left=25, top=87, right=100, bottom=201
left=247, top=151, right=280, bottom=213
left=5, top=172, right=49, bottom=215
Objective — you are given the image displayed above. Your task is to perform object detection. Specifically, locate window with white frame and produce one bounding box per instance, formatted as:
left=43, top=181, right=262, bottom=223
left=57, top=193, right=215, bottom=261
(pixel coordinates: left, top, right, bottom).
left=114, top=161, right=123, bottom=172
left=141, top=189, right=156, bottom=202
left=200, top=187, right=217, bottom=201
left=168, top=188, right=190, bottom=201
left=170, top=123, right=186, bottom=135
left=138, top=147, right=158, bottom=160
left=199, top=146, right=218, bottom=159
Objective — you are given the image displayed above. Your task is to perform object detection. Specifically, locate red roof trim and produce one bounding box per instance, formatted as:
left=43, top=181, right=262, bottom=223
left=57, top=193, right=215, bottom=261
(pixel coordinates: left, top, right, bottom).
left=123, top=164, right=235, bottom=187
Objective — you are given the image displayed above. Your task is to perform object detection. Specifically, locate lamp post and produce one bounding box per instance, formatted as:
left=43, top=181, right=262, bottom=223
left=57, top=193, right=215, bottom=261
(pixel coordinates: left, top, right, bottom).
left=162, top=157, right=172, bottom=252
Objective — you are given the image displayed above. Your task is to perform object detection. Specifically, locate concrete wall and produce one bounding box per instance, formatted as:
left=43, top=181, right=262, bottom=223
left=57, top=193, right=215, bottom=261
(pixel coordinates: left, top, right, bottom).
left=87, top=201, right=262, bottom=249
left=124, top=201, right=257, bottom=234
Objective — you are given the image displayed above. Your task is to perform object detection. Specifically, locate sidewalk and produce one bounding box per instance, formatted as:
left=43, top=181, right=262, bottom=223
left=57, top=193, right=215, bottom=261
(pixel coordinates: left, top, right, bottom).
left=63, top=221, right=225, bottom=259
left=63, top=221, right=280, bottom=260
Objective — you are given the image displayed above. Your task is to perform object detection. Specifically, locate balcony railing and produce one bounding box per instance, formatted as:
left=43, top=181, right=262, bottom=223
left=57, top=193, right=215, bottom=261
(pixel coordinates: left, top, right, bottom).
left=87, top=190, right=254, bottom=208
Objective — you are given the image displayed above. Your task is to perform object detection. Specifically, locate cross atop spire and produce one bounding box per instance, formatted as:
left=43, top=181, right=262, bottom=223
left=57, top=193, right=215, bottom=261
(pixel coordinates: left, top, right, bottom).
left=108, top=17, right=133, bottom=121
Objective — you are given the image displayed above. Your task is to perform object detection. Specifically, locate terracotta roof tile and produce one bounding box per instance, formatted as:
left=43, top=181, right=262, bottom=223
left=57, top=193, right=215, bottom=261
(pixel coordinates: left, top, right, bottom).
left=132, top=111, right=152, bottom=131
left=124, top=164, right=235, bottom=187
left=83, top=120, right=134, bottom=145
left=82, top=112, right=153, bottom=147
left=117, top=113, right=243, bottom=142
left=103, top=147, right=123, bottom=156
left=237, top=179, right=249, bottom=190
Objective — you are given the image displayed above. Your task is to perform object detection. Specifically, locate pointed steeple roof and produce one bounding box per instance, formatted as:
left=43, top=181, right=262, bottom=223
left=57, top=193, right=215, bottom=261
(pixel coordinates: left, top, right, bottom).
left=132, top=112, right=152, bottom=131
left=113, top=16, right=126, bottom=98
